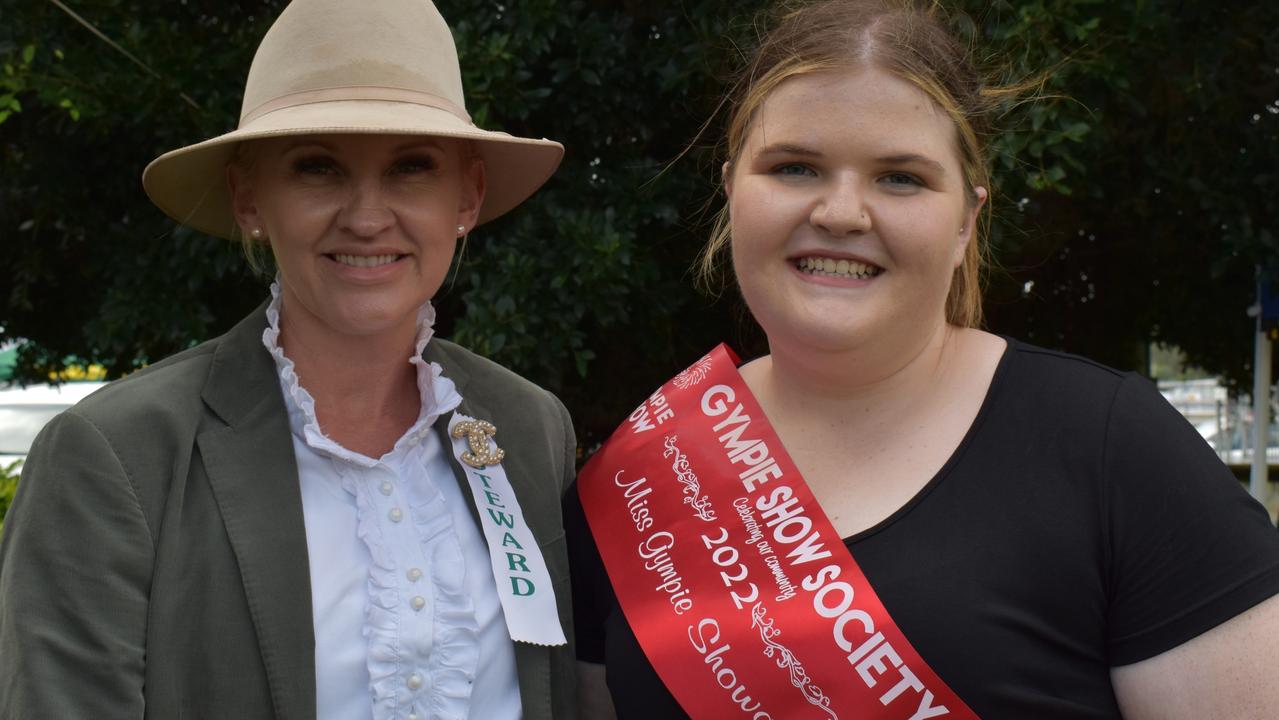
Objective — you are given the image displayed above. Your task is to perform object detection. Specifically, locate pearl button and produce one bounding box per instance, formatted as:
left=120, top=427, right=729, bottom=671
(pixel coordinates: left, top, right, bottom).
left=411, top=595, right=426, bottom=611
left=407, top=672, right=423, bottom=690
left=407, top=567, right=423, bottom=582
left=379, top=481, right=393, bottom=496
left=389, top=507, right=403, bottom=522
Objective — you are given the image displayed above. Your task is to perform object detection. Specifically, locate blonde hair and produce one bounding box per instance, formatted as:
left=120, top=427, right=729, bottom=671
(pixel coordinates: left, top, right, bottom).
left=230, top=141, right=273, bottom=275
left=699, top=0, right=1029, bottom=328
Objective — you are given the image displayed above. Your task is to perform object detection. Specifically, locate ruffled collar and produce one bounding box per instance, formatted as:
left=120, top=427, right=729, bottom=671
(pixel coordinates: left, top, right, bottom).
left=261, top=281, right=462, bottom=466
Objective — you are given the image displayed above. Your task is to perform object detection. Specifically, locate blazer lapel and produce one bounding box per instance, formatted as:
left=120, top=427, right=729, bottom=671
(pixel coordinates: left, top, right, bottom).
left=426, top=345, right=553, bottom=720
left=198, top=305, right=316, bottom=720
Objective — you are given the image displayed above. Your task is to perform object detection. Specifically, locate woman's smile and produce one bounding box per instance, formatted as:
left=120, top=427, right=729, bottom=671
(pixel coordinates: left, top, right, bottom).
left=323, top=250, right=414, bottom=283
left=329, top=252, right=405, bottom=269
left=790, top=254, right=885, bottom=285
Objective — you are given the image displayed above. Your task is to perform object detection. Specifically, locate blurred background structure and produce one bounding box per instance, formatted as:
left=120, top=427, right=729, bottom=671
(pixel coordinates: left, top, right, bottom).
left=1, top=0, right=1277, bottom=513
left=1156, top=347, right=1276, bottom=465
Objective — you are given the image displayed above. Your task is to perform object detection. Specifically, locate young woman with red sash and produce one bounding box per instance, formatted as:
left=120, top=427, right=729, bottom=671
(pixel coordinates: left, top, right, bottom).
left=567, top=1, right=1279, bottom=718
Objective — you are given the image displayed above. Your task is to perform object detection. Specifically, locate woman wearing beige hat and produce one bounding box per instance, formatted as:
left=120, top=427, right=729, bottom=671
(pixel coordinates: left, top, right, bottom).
left=0, top=1, right=575, bottom=719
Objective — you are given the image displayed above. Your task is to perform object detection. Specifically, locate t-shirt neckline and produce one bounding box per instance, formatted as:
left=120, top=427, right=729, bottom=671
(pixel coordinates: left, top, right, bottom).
left=841, top=336, right=1018, bottom=545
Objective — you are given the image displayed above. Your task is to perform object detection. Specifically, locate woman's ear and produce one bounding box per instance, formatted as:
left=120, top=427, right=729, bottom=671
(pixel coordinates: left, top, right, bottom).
left=954, top=185, right=988, bottom=267
left=722, top=161, right=734, bottom=199
left=457, top=157, right=487, bottom=232
left=227, top=164, right=264, bottom=240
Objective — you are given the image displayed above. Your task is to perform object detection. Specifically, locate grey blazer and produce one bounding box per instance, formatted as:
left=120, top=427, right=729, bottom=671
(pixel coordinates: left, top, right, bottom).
left=0, top=304, right=577, bottom=719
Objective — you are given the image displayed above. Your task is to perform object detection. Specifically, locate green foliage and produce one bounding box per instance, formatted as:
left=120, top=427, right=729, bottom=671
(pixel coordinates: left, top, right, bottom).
left=2, top=0, right=1277, bottom=444
left=968, top=0, right=1279, bottom=388
left=438, top=0, right=763, bottom=436
left=0, top=460, right=20, bottom=536
left=1, top=0, right=280, bottom=383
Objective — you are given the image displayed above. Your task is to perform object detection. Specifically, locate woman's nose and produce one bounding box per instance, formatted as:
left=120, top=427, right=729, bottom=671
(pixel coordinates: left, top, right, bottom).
left=338, top=179, right=395, bottom=237
left=810, top=176, right=871, bottom=236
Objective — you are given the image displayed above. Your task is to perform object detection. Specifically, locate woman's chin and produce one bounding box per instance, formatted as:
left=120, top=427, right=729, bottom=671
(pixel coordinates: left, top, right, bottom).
left=302, top=299, right=425, bottom=341
left=761, top=318, right=875, bottom=355
left=759, top=310, right=941, bottom=360
left=341, top=311, right=420, bottom=338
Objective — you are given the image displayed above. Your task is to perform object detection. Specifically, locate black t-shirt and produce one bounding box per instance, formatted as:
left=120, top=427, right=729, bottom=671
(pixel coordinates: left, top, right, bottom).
left=566, top=339, right=1279, bottom=719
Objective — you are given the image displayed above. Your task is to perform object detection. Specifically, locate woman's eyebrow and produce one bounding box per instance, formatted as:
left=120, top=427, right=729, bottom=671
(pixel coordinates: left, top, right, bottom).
left=878, top=153, right=947, bottom=175
left=393, top=139, right=444, bottom=153
left=279, top=139, right=336, bottom=155
left=754, top=145, right=947, bottom=176
left=756, top=142, right=822, bottom=158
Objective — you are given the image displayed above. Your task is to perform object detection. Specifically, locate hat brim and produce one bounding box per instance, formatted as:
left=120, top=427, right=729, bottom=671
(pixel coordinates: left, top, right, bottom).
left=142, top=100, right=564, bottom=239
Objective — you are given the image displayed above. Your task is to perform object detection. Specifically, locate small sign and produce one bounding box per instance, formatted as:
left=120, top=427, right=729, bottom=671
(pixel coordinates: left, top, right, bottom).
left=1263, top=281, right=1279, bottom=337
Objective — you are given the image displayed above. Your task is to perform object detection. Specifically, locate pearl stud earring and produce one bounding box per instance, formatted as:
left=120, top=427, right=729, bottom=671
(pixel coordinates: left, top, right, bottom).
left=249, top=227, right=264, bottom=240
left=457, top=225, right=467, bottom=236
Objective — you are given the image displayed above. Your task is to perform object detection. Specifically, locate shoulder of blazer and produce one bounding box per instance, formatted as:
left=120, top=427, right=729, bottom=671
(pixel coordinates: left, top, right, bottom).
left=424, top=339, right=575, bottom=488
left=69, top=302, right=273, bottom=433
left=424, top=338, right=568, bottom=421
left=58, top=302, right=279, bottom=530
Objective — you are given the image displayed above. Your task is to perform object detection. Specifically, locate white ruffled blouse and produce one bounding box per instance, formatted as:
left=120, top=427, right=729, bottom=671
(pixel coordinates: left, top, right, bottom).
left=262, top=284, right=520, bottom=720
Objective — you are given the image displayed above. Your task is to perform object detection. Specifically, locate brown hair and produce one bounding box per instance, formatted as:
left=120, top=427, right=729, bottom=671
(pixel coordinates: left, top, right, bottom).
left=699, top=0, right=1025, bottom=328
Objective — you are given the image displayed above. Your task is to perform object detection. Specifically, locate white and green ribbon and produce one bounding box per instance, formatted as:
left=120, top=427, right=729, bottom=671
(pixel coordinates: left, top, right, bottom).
left=447, top=413, right=566, bottom=646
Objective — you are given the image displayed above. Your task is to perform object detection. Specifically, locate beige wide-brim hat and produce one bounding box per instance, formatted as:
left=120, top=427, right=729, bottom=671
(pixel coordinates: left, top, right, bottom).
left=143, top=0, right=563, bottom=240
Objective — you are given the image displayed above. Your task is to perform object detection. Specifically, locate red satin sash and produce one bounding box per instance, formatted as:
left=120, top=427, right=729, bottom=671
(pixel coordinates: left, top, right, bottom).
left=578, top=345, right=978, bottom=720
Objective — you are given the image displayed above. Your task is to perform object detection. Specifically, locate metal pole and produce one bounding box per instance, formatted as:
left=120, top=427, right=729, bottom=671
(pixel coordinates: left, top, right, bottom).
left=1216, top=398, right=1224, bottom=460
left=1250, top=295, right=1272, bottom=501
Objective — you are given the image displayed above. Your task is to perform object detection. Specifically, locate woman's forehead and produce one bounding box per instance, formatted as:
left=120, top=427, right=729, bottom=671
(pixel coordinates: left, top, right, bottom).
left=743, top=68, right=959, bottom=157
left=761, top=68, right=948, bottom=129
